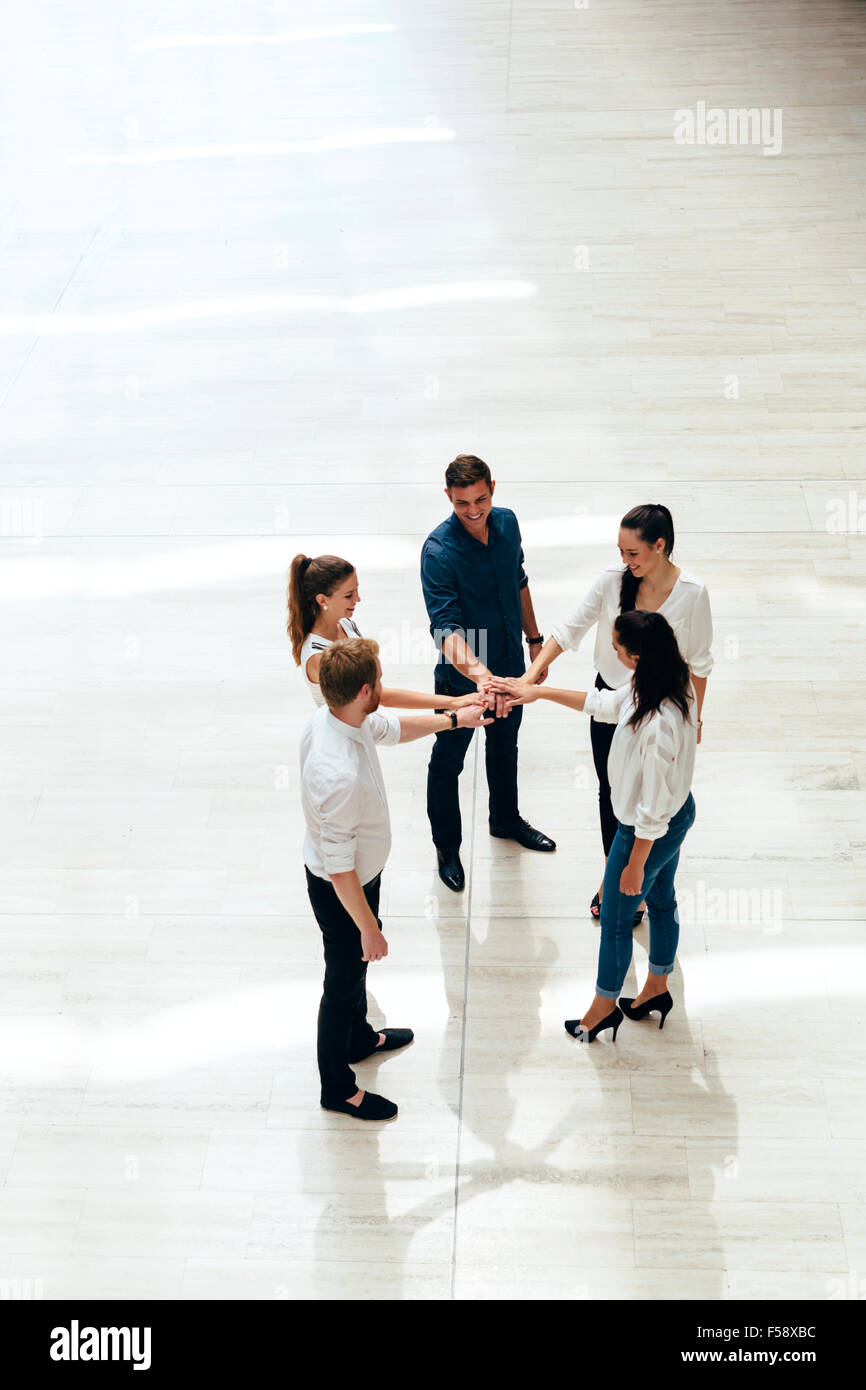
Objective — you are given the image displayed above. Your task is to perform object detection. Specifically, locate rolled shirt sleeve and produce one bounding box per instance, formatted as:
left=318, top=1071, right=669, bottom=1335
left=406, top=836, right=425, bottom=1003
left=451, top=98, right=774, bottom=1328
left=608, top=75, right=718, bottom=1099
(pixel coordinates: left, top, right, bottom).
left=367, top=710, right=402, bottom=745
left=420, top=538, right=466, bottom=644
left=315, top=774, right=361, bottom=875
left=687, top=584, right=714, bottom=678
left=583, top=682, right=631, bottom=724
left=635, top=719, right=680, bottom=840
left=550, top=573, right=605, bottom=654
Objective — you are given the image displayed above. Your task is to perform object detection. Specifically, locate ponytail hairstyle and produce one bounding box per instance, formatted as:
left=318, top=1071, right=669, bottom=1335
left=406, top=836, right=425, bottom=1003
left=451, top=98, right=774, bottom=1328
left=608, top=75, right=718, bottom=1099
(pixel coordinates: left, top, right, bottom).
left=613, top=609, right=693, bottom=731
left=619, top=503, right=676, bottom=613
left=286, top=553, right=355, bottom=666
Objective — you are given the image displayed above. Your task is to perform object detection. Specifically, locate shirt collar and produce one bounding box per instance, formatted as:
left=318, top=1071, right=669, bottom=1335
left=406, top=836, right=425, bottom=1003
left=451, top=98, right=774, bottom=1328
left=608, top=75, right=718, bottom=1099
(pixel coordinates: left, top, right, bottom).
left=325, top=708, right=368, bottom=744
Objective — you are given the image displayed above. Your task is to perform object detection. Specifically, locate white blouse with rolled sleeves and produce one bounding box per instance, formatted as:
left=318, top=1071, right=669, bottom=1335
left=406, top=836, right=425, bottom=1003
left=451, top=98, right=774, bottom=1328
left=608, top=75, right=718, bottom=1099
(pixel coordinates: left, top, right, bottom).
left=583, top=682, right=697, bottom=840
left=550, top=565, right=714, bottom=690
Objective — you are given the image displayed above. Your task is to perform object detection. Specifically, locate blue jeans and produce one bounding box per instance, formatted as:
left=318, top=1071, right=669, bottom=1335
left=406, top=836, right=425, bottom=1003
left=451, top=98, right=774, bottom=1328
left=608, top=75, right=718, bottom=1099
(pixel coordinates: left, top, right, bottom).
left=596, top=792, right=696, bottom=999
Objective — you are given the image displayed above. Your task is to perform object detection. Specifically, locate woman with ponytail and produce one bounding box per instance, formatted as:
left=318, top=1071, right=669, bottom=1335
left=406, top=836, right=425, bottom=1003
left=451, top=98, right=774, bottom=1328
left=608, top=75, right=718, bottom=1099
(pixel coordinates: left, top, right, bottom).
left=521, top=504, right=712, bottom=924
left=487, top=609, right=697, bottom=1042
left=287, top=553, right=481, bottom=713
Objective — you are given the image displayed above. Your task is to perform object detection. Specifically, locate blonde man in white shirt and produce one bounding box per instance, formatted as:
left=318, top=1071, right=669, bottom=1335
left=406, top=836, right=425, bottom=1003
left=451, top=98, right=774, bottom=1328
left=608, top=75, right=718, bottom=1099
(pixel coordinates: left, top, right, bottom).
left=522, top=504, right=711, bottom=925
left=488, top=610, right=697, bottom=1044
left=300, top=636, right=491, bottom=1120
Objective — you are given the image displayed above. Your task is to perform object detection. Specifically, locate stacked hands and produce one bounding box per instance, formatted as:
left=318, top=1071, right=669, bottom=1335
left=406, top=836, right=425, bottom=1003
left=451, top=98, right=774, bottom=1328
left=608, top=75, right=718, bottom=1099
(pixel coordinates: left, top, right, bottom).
left=451, top=670, right=547, bottom=724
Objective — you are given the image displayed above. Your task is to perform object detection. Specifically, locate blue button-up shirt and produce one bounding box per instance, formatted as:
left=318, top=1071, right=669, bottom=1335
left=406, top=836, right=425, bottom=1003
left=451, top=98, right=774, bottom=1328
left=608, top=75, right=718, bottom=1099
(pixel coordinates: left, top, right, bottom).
left=420, top=506, right=529, bottom=693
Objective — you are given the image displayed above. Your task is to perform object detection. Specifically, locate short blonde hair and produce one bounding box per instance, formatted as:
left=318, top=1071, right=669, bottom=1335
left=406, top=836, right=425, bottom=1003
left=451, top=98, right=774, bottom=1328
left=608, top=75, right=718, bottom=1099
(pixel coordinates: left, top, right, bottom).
left=318, top=637, right=380, bottom=708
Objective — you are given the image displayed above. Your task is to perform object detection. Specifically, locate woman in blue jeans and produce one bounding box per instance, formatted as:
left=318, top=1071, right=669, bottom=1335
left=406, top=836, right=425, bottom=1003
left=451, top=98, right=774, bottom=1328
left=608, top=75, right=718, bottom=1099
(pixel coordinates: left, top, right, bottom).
left=489, top=609, right=697, bottom=1043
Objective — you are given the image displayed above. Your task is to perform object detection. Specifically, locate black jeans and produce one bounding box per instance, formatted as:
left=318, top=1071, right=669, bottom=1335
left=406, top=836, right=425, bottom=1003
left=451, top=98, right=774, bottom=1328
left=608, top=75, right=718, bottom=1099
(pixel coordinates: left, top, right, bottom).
left=589, top=672, right=618, bottom=857
left=426, top=675, right=523, bottom=850
left=305, top=864, right=383, bottom=1105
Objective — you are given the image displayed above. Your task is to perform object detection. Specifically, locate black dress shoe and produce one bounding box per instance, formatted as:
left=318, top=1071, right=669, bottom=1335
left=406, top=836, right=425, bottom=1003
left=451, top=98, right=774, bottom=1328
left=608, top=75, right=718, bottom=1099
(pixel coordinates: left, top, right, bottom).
left=349, top=1027, right=415, bottom=1064
left=321, top=1090, right=398, bottom=1121
left=489, top=816, right=556, bottom=851
left=436, top=848, right=465, bottom=891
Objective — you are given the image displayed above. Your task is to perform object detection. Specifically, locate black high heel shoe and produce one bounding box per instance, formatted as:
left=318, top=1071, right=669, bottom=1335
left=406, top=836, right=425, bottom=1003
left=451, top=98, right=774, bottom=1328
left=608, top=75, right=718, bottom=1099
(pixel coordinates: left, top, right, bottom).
left=618, top=990, right=673, bottom=1029
left=590, top=893, right=643, bottom=928
left=564, top=1005, right=623, bottom=1043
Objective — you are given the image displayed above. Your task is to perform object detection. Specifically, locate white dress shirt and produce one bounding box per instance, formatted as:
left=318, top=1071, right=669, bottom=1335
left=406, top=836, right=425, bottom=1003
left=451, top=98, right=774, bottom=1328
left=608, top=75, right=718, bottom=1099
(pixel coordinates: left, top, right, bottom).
left=550, top=565, right=714, bottom=689
left=300, top=702, right=402, bottom=885
left=583, top=682, right=696, bottom=840
left=299, top=616, right=363, bottom=707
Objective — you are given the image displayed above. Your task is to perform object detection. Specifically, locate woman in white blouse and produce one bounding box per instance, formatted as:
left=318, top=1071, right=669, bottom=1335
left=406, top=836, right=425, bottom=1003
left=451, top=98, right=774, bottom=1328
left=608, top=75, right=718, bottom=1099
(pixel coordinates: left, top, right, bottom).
left=522, top=504, right=711, bottom=925
left=489, top=609, right=697, bottom=1042
left=287, top=553, right=481, bottom=713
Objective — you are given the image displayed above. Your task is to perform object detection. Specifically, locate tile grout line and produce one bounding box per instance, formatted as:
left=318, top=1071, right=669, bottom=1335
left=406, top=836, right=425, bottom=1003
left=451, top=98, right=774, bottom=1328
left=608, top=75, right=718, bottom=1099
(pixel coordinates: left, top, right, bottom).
left=449, top=729, right=480, bottom=1301
left=0, top=224, right=104, bottom=416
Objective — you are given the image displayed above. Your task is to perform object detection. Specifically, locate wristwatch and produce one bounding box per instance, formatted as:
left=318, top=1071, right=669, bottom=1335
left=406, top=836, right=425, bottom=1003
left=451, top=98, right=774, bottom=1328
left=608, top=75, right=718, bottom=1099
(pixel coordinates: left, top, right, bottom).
left=526, top=634, right=543, bottom=645
left=434, top=708, right=458, bottom=729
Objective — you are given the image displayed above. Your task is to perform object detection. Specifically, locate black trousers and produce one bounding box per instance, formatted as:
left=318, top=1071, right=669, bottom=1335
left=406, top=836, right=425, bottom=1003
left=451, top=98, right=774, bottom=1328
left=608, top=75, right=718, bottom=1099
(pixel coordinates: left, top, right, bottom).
left=426, top=674, right=524, bottom=850
left=589, top=672, right=618, bottom=857
left=305, top=864, right=382, bottom=1105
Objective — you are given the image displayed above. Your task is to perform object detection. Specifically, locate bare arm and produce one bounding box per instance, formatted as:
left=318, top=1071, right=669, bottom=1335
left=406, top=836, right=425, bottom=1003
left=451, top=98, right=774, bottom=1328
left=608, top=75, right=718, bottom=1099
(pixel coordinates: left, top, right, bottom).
left=396, top=704, right=492, bottom=744
left=440, top=630, right=491, bottom=685
left=620, top=837, right=653, bottom=897
left=691, top=673, right=707, bottom=742
left=524, top=634, right=563, bottom=683
left=379, top=686, right=476, bottom=711
left=486, top=674, right=588, bottom=713
left=537, top=685, right=589, bottom=713
left=520, top=584, right=540, bottom=639
left=328, top=869, right=388, bottom=962
left=440, top=632, right=510, bottom=719
left=520, top=584, right=548, bottom=685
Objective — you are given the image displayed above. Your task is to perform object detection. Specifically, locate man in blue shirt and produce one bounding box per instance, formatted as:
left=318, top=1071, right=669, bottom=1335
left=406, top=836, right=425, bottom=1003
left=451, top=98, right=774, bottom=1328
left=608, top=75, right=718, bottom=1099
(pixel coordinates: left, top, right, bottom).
left=420, top=454, right=556, bottom=891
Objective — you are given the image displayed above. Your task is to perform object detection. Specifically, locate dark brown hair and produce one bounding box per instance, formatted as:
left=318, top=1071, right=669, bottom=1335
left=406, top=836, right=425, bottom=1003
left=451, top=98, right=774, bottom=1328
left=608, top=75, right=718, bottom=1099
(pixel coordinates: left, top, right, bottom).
left=619, top=504, right=675, bottom=613
left=286, top=554, right=355, bottom=665
left=613, top=610, right=693, bottom=730
left=445, top=454, right=492, bottom=492
left=318, top=637, right=380, bottom=709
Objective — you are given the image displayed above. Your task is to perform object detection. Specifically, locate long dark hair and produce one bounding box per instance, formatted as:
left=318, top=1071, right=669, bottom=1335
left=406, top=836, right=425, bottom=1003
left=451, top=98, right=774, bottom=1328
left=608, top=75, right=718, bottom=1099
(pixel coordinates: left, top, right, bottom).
left=286, top=553, right=355, bottom=665
left=614, top=610, right=693, bottom=730
left=619, top=504, right=676, bottom=613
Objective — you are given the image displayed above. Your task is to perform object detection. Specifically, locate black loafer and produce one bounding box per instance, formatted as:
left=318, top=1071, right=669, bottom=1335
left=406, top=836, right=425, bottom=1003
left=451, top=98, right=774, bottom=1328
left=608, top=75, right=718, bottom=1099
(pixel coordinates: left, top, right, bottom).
left=490, top=817, right=556, bottom=852
left=349, top=1027, right=415, bottom=1064
left=321, top=1091, right=398, bottom=1121
left=436, top=848, right=465, bottom=891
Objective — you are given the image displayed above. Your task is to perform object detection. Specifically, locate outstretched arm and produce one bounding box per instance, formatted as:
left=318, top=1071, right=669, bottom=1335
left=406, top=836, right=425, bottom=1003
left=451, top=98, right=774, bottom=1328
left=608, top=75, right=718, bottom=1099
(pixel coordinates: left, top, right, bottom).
left=487, top=675, right=631, bottom=721
left=486, top=675, right=588, bottom=713
left=379, top=685, right=484, bottom=711
left=395, top=702, right=493, bottom=744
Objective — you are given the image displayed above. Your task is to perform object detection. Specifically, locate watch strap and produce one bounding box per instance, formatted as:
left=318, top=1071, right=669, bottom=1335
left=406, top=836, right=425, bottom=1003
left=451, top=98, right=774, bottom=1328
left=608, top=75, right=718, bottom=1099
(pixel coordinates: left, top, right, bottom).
left=434, top=707, right=458, bottom=729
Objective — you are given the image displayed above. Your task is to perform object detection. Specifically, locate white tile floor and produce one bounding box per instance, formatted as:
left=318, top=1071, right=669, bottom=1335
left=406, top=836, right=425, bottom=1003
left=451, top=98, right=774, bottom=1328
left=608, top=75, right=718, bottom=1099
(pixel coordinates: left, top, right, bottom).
left=1, top=0, right=865, bottom=1300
